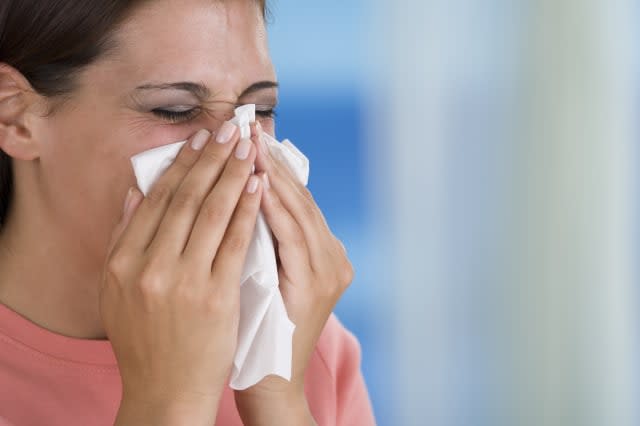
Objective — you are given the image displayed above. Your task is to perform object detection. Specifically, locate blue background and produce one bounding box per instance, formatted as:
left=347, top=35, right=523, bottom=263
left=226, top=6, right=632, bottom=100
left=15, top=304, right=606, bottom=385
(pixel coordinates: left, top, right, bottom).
left=266, top=2, right=640, bottom=426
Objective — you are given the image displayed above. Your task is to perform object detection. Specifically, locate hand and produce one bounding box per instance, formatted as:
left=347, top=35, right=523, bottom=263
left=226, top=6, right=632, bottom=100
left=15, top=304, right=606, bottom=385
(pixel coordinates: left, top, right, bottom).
left=233, top=123, right=354, bottom=425
left=99, top=125, right=263, bottom=425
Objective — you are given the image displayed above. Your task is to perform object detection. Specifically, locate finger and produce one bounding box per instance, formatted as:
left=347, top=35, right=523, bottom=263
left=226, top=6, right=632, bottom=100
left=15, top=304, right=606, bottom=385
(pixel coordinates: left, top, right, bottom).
left=252, top=122, right=307, bottom=193
left=107, top=187, right=145, bottom=256
left=249, top=122, right=259, bottom=139
left=182, top=138, right=258, bottom=264
left=252, top=129, right=327, bottom=255
left=118, top=129, right=213, bottom=254
left=259, top=173, right=313, bottom=276
left=210, top=174, right=263, bottom=291
left=146, top=121, right=240, bottom=256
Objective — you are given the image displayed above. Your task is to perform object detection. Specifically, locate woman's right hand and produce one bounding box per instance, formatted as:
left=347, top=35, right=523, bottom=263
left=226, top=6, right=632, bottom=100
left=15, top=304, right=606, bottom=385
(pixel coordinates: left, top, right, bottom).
left=99, top=123, right=263, bottom=425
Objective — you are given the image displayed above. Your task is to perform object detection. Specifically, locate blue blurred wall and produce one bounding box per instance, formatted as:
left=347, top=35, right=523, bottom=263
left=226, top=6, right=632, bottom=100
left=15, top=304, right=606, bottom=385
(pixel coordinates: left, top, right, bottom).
left=269, top=3, right=640, bottom=426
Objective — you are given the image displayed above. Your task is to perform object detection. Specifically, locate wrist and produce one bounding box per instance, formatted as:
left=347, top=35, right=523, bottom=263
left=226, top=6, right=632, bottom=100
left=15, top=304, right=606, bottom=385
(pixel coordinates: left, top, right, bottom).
left=234, top=387, right=316, bottom=426
left=115, top=391, right=222, bottom=426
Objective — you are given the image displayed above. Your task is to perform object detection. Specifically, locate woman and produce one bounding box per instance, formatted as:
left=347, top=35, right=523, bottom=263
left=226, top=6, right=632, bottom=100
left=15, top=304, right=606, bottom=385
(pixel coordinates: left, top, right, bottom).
left=0, top=0, right=375, bottom=425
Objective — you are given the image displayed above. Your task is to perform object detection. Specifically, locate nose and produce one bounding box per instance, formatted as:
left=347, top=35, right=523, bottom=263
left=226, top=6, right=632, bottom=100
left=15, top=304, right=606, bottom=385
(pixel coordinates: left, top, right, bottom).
left=199, top=103, right=237, bottom=132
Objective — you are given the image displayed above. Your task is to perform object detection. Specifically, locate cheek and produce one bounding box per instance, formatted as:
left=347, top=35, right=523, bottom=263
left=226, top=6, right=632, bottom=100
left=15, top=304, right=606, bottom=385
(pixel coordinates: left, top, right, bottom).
left=35, top=130, right=131, bottom=261
left=42, top=117, right=141, bottom=226
left=126, top=113, right=236, bottom=154
left=126, top=120, right=200, bottom=154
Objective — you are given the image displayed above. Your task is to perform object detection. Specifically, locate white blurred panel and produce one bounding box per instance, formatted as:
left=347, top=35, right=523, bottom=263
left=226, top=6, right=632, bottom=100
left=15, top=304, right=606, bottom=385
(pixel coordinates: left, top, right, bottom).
left=507, top=1, right=637, bottom=425
left=372, top=0, right=638, bottom=425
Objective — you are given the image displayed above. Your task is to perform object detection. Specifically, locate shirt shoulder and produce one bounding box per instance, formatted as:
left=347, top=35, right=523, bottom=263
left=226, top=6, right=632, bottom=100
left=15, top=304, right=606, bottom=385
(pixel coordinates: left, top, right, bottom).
left=314, top=314, right=362, bottom=381
left=305, top=313, right=376, bottom=426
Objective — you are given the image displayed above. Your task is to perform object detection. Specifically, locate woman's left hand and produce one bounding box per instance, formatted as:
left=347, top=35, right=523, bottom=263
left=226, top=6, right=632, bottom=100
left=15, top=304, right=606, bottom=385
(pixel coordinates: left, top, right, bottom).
left=233, top=123, right=355, bottom=425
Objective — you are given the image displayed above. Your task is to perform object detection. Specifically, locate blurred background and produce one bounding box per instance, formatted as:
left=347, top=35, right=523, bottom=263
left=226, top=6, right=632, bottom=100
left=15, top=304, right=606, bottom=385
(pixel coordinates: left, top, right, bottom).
left=268, top=1, right=638, bottom=425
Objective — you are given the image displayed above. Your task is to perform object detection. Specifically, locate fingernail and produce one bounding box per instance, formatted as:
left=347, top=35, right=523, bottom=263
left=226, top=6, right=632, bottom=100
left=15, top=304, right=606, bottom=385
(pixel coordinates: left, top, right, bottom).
left=235, top=138, right=252, bottom=160
left=262, top=173, right=270, bottom=190
left=247, top=175, right=260, bottom=194
left=256, top=121, right=263, bottom=136
left=123, top=187, right=134, bottom=213
left=216, top=121, right=237, bottom=144
left=191, top=129, right=211, bottom=150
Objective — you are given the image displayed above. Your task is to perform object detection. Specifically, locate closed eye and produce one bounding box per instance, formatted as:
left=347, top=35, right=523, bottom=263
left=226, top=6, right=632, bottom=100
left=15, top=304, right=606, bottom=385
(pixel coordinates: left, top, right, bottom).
left=151, top=107, right=200, bottom=123
left=253, top=102, right=278, bottom=120
left=256, top=108, right=277, bottom=119
left=151, top=105, right=278, bottom=123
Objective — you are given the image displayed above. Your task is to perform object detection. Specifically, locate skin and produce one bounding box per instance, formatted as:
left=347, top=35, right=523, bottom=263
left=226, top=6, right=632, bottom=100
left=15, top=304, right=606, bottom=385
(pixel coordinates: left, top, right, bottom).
left=0, top=0, right=354, bottom=424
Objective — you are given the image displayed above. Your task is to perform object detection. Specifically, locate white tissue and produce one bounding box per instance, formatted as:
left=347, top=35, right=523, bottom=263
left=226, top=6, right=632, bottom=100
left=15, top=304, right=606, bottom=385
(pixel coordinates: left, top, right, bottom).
left=129, top=104, right=309, bottom=390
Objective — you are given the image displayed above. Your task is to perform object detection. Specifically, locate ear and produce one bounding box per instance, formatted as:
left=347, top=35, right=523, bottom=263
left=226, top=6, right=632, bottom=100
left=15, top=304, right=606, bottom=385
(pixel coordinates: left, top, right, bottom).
left=0, top=63, right=42, bottom=161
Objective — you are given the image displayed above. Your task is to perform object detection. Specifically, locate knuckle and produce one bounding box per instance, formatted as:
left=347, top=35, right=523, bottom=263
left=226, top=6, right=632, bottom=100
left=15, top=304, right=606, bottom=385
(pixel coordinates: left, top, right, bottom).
left=106, top=252, right=130, bottom=280
left=173, top=152, right=195, bottom=171
left=173, top=280, right=200, bottom=304
left=224, top=233, right=249, bottom=253
left=146, top=183, right=173, bottom=207
left=237, top=192, right=259, bottom=215
left=171, top=264, right=192, bottom=287
left=225, top=161, right=252, bottom=182
left=287, top=229, right=306, bottom=250
left=324, top=238, right=355, bottom=289
left=332, top=236, right=347, bottom=254
left=300, top=198, right=318, bottom=220
left=318, top=278, right=339, bottom=299
left=171, top=188, right=202, bottom=212
left=339, top=260, right=355, bottom=287
left=301, top=186, right=315, bottom=202
left=201, top=146, right=226, bottom=164
left=137, top=266, right=166, bottom=301
left=200, top=199, right=229, bottom=224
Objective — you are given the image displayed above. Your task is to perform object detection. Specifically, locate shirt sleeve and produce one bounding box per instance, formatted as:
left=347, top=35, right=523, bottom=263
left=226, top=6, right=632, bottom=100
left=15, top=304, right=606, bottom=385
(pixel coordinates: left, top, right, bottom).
left=0, top=415, right=15, bottom=426
left=316, top=314, right=377, bottom=426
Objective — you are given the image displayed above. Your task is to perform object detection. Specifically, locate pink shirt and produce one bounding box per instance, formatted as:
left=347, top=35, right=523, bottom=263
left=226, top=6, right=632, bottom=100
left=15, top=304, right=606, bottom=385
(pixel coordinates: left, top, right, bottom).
left=0, top=303, right=375, bottom=425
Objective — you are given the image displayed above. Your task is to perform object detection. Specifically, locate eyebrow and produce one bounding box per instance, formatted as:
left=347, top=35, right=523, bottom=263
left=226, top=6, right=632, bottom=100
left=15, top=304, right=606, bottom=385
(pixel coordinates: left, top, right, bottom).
left=134, top=80, right=279, bottom=100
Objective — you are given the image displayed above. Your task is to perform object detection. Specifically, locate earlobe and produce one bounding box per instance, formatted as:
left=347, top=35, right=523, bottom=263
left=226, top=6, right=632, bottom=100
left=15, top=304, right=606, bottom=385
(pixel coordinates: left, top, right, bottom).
left=0, top=64, right=40, bottom=161
left=0, top=123, right=39, bottom=161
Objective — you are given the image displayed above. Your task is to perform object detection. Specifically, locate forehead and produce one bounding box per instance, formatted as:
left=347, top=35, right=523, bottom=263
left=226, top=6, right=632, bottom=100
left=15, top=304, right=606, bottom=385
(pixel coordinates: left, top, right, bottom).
left=102, top=0, right=274, bottom=96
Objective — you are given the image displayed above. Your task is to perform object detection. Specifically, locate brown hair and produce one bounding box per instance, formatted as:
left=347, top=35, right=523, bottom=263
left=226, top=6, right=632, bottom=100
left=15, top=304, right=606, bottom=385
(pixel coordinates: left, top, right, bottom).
left=0, top=0, right=268, bottom=226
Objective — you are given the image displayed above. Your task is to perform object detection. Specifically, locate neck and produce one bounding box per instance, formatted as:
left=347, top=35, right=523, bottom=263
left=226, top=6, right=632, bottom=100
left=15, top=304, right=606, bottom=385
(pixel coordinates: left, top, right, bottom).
left=0, top=202, right=108, bottom=341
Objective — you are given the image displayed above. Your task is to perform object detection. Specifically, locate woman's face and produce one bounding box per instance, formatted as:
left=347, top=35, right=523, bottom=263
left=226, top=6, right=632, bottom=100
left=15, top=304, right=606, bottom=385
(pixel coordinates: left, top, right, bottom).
left=34, top=0, right=277, bottom=263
